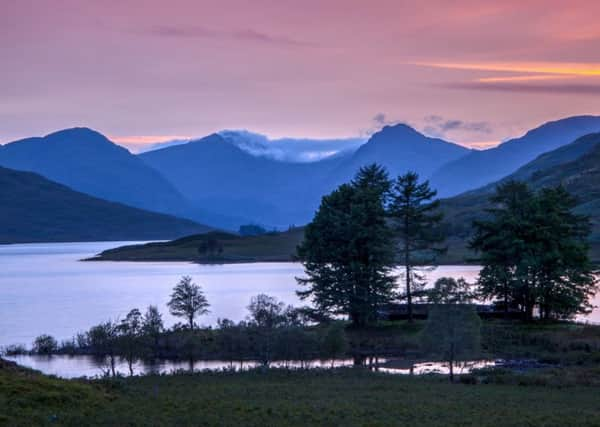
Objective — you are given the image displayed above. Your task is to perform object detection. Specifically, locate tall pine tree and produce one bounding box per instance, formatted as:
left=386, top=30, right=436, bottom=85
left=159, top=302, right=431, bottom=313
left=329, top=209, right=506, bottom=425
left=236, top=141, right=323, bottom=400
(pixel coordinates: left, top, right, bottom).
left=389, top=172, right=445, bottom=322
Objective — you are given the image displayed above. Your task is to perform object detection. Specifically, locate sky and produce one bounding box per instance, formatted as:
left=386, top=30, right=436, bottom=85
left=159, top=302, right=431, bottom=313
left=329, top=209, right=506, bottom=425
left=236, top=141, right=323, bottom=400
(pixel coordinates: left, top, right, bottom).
left=2, top=0, right=600, bottom=151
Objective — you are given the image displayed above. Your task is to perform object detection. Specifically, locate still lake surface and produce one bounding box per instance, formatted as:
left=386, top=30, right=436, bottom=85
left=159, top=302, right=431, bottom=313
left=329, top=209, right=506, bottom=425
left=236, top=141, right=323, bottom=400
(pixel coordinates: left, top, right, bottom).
left=1, top=242, right=598, bottom=354
left=0, top=242, right=486, bottom=348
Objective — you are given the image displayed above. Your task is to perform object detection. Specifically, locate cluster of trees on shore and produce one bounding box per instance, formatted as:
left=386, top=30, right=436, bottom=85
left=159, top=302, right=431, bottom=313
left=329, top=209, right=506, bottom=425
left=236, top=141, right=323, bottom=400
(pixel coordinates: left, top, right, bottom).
left=297, top=164, right=597, bottom=326
left=19, top=280, right=350, bottom=377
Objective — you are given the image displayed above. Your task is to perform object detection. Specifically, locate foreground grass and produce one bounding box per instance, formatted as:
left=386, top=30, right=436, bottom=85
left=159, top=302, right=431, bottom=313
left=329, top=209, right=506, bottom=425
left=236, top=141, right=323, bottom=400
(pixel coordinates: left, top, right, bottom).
left=2, top=360, right=600, bottom=427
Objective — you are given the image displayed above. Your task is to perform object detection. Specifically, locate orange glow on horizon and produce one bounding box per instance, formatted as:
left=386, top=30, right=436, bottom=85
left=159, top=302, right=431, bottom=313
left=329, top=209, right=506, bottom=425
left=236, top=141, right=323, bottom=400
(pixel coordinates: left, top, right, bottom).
left=415, top=61, right=600, bottom=77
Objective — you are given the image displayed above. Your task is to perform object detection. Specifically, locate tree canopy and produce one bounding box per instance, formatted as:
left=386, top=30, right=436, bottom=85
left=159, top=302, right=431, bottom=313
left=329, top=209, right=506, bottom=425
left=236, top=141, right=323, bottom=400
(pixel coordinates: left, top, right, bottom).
left=470, top=181, right=597, bottom=320
left=167, top=276, right=210, bottom=329
left=297, top=164, right=397, bottom=327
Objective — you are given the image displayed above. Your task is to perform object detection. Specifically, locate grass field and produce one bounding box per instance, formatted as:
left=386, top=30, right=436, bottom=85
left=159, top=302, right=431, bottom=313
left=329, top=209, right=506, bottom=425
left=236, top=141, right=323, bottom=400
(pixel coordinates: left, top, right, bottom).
left=2, top=360, right=600, bottom=427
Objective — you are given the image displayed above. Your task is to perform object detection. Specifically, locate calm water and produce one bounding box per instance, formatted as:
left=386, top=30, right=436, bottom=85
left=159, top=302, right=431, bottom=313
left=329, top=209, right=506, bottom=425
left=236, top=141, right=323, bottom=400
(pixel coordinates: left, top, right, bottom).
left=0, top=242, right=597, bottom=351
left=4, top=354, right=499, bottom=378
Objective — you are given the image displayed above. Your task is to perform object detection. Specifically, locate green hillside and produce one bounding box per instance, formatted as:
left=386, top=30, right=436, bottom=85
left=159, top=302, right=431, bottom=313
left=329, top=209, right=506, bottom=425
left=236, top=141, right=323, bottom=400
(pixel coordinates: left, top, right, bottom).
left=0, top=166, right=211, bottom=243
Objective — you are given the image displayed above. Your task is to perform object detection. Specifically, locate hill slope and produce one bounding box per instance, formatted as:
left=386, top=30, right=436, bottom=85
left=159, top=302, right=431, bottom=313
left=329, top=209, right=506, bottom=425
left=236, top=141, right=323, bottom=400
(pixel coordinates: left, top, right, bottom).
left=430, top=116, right=600, bottom=197
left=0, top=128, right=193, bottom=218
left=441, top=133, right=600, bottom=263
left=0, top=167, right=210, bottom=243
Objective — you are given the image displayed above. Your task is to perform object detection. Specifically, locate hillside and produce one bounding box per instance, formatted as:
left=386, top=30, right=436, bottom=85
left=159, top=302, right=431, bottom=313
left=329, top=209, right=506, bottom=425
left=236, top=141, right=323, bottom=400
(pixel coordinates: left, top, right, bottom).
left=0, top=167, right=210, bottom=243
left=91, top=227, right=305, bottom=262
left=0, top=128, right=193, bottom=218
left=440, top=133, right=600, bottom=263
left=430, top=116, right=600, bottom=197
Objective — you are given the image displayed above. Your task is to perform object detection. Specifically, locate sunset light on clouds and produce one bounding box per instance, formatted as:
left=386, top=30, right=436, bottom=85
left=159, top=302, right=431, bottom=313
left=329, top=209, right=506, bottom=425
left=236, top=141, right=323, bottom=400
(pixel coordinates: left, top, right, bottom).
left=2, top=0, right=600, bottom=149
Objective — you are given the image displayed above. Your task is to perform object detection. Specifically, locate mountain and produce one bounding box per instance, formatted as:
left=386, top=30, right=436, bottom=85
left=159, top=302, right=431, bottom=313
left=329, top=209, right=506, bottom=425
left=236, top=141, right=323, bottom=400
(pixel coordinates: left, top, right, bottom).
left=332, top=124, right=469, bottom=184
left=0, top=166, right=211, bottom=243
left=440, top=132, right=600, bottom=263
left=430, top=116, right=600, bottom=197
left=140, top=133, right=342, bottom=228
left=140, top=124, right=468, bottom=228
left=0, top=128, right=192, bottom=218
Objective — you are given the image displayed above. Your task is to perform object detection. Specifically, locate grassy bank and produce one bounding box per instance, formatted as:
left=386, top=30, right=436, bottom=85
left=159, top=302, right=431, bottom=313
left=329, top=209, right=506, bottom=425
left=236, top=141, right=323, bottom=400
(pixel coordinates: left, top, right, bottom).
left=2, top=360, right=600, bottom=427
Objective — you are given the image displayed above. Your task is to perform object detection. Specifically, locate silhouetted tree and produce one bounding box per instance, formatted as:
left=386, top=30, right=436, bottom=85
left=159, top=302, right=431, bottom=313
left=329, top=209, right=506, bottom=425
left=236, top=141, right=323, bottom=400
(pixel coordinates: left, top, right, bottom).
left=297, top=164, right=396, bottom=328
left=471, top=181, right=597, bottom=320
left=428, top=277, right=476, bottom=304
left=389, top=172, right=445, bottom=322
left=167, top=276, right=210, bottom=329
left=118, top=308, right=143, bottom=376
left=142, top=305, right=164, bottom=357
left=422, top=305, right=481, bottom=382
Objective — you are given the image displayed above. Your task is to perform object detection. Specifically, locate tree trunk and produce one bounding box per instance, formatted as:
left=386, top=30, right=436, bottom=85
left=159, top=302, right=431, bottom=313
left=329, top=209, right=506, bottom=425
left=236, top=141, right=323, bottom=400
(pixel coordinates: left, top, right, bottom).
left=405, top=261, right=412, bottom=323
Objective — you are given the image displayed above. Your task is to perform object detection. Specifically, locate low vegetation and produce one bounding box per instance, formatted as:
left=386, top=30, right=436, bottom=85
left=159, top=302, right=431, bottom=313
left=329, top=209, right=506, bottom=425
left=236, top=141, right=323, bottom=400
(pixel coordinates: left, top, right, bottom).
left=2, top=361, right=600, bottom=427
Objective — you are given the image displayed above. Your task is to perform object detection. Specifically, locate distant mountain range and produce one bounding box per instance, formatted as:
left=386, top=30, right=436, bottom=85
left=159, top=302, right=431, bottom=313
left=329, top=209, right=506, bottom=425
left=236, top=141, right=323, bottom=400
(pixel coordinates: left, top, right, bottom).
left=140, top=124, right=470, bottom=228
left=430, top=116, right=600, bottom=197
left=2, top=115, right=600, bottom=241
left=0, top=166, right=210, bottom=243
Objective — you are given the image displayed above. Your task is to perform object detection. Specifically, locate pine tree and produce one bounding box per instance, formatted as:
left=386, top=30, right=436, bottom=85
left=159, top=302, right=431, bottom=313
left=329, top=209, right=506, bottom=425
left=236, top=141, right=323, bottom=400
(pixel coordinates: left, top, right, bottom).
left=471, top=181, right=597, bottom=320
left=297, top=164, right=396, bottom=328
left=389, top=172, right=445, bottom=322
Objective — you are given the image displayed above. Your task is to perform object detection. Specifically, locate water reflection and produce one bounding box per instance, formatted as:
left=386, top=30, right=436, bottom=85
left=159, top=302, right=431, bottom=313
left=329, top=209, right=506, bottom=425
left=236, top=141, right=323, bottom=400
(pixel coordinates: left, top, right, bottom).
left=6, top=355, right=355, bottom=379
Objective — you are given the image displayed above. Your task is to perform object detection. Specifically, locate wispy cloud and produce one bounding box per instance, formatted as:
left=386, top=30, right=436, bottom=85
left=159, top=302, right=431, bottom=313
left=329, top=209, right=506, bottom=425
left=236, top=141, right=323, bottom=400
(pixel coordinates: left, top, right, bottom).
left=417, top=61, right=600, bottom=95
left=415, top=62, right=600, bottom=77
left=423, top=115, right=492, bottom=139
left=148, top=25, right=314, bottom=47
left=441, top=82, right=600, bottom=95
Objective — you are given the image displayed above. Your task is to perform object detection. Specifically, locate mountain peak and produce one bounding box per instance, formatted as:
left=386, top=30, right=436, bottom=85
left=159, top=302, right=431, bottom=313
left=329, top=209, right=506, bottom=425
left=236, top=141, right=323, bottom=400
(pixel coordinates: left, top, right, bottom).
left=374, top=123, right=423, bottom=141
left=44, top=127, right=111, bottom=144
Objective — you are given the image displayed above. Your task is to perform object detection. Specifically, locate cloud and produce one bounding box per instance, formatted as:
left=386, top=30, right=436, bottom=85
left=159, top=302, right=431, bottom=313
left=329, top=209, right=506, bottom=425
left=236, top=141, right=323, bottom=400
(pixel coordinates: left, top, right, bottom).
left=148, top=25, right=313, bottom=47
left=441, top=82, right=600, bottom=95
left=218, top=130, right=365, bottom=162
left=423, top=115, right=492, bottom=139
left=414, top=61, right=600, bottom=77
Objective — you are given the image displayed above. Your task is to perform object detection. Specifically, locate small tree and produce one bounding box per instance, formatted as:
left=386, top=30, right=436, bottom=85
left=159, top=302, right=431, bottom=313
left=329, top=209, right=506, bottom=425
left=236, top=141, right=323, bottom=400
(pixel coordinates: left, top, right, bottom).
left=247, top=294, right=286, bottom=366
left=33, top=334, right=58, bottom=355
left=421, top=305, right=481, bottom=382
left=247, top=294, right=286, bottom=328
left=118, top=308, right=143, bottom=376
left=320, top=322, right=349, bottom=368
left=142, top=305, right=164, bottom=357
left=389, top=172, right=445, bottom=322
left=428, top=277, right=476, bottom=304
left=87, top=321, right=119, bottom=377
left=167, top=276, right=210, bottom=329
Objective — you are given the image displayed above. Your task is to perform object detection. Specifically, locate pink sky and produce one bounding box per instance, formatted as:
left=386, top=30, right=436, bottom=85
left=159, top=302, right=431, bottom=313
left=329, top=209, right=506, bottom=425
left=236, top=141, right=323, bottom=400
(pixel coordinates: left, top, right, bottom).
left=2, top=0, right=600, bottom=149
